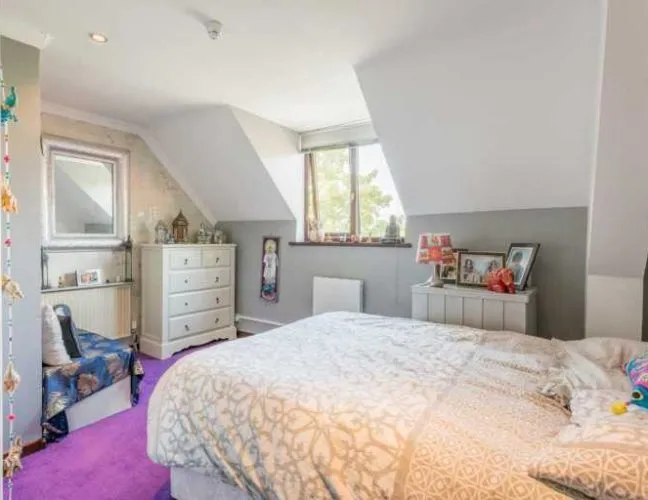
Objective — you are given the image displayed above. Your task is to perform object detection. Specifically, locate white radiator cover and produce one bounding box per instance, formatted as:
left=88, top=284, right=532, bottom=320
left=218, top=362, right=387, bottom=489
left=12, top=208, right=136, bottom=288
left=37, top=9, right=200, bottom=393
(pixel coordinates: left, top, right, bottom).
left=41, top=284, right=132, bottom=339
left=312, top=277, right=364, bottom=315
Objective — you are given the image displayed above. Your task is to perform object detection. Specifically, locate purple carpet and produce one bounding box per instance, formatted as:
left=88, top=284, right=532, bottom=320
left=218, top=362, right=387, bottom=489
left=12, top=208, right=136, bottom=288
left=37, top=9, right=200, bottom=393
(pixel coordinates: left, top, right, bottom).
left=12, top=345, right=210, bottom=500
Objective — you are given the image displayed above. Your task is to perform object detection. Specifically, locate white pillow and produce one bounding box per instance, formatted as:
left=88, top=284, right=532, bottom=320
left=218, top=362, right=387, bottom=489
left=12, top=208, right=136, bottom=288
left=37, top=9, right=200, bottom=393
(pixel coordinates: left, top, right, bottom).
left=538, top=338, right=635, bottom=406
left=42, top=304, right=72, bottom=366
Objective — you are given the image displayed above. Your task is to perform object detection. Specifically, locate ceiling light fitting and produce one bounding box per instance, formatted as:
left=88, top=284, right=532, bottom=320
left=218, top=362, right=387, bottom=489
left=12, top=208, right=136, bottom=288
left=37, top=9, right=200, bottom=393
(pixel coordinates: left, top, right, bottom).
left=89, top=32, right=108, bottom=44
left=205, top=20, right=223, bottom=40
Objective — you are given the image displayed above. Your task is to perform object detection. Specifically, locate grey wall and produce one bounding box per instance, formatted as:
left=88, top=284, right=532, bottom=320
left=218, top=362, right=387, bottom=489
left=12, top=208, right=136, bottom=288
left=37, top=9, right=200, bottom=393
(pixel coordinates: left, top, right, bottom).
left=1, top=37, right=43, bottom=446
left=221, top=206, right=588, bottom=341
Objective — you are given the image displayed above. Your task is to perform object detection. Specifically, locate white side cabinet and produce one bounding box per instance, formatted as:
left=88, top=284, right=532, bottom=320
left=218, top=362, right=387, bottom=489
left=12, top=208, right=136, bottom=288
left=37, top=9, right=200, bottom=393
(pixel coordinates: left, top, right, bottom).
left=412, top=284, right=537, bottom=335
left=141, top=244, right=237, bottom=359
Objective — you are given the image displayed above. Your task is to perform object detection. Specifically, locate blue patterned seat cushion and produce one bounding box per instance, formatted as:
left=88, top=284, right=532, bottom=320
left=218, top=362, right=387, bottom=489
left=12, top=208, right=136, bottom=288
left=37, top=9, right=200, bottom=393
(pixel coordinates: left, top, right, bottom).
left=42, top=331, right=144, bottom=441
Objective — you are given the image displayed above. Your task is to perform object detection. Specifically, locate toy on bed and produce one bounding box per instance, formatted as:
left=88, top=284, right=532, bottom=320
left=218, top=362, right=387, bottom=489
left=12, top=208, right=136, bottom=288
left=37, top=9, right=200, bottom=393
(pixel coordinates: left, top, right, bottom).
left=611, top=356, right=648, bottom=415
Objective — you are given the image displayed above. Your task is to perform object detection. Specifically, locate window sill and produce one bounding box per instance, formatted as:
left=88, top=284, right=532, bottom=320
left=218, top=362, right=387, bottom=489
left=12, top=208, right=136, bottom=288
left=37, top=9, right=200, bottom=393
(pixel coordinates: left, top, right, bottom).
left=289, top=241, right=412, bottom=249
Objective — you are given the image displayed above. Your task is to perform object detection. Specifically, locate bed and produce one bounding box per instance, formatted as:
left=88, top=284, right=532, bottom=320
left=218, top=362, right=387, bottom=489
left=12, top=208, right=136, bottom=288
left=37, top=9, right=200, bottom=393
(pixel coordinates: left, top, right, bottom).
left=43, top=331, right=144, bottom=441
left=147, top=312, right=587, bottom=499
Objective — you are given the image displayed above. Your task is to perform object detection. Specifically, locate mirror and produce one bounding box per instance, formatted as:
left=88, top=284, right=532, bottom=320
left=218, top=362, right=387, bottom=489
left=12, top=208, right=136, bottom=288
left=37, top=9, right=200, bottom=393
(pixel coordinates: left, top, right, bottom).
left=54, top=154, right=115, bottom=235
left=42, top=136, right=129, bottom=247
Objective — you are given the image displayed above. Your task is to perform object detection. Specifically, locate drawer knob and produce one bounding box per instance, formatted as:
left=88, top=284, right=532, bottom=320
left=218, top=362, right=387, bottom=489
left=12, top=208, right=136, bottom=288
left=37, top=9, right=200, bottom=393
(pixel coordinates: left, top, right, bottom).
left=184, top=302, right=189, bottom=307
left=216, top=257, right=220, bottom=263
left=216, top=297, right=220, bottom=304
left=214, top=318, right=220, bottom=324
left=184, top=324, right=190, bottom=331
left=184, top=258, right=188, bottom=265
left=215, top=277, right=220, bottom=283
left=184, top=279, right=189, bottom=284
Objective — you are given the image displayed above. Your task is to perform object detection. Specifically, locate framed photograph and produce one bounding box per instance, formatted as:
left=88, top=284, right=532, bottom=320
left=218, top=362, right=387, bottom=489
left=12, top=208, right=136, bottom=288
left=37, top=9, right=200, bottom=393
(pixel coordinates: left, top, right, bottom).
left=441, top=248, right=467, bottom=284
left=505, top=243, right=540, bottom=291
left=77, top=269, right=102, bottom=287
left=457, top=251, right=506, bottom=287
left=60, top=272, right=78, bottom=288
left=260, top=236, right=279, bottom=303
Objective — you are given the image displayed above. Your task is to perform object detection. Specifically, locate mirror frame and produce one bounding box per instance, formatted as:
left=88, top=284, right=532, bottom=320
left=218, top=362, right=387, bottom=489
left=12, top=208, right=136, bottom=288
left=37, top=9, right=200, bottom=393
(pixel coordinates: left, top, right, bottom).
left=42, top=135, right=130, bottom=248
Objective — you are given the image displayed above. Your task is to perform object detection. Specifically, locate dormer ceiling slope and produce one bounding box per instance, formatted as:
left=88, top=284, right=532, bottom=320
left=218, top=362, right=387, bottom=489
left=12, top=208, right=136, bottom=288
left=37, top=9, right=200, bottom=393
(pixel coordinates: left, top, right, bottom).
left=356, top=0, right=605, bottom=216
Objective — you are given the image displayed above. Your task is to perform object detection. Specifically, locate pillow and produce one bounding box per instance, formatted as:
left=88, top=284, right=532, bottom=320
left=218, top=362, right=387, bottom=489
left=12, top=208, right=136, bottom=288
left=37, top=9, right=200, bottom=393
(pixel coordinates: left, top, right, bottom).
left=529, top=391, right=648, bottom=500
left=53, top=304, right=83, bottom=358
left=42, top=304, right=72, bottom=366
left=569, top=337, right=648, bottom=370
left=538, top=338, right=635, bottom=406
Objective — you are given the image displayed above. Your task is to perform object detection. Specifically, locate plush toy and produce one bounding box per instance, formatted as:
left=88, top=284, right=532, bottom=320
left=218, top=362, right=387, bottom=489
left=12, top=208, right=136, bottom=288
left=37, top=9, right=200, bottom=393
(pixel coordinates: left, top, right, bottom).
left=486, top=268, right=516, bottom=294
left=2, top=436, right=22, bottom=478
left=611, top=356, right=648, bottom=415
left=0, top=86, right=18, bottom=125
left=1, top=181, right=18, bottom=214
left=1, top=274, right=24, bottom=300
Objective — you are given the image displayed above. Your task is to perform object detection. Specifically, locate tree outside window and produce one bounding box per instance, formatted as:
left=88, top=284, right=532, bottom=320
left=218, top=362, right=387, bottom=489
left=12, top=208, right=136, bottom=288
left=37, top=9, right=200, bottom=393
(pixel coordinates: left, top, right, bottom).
left=305, top=144, right=404, bottom=240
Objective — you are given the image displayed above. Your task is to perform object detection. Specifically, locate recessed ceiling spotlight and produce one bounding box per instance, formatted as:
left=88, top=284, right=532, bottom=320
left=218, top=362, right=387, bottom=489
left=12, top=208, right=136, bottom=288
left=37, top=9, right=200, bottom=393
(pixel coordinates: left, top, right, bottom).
left=89, top=32, right=108, bottom=44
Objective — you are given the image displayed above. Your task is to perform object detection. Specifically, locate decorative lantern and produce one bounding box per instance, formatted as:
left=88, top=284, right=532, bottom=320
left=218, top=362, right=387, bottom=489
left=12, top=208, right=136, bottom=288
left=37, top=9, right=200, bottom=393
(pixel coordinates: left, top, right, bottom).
left=124, top=235, right=133, bottom=282
left=172, top=210, right=189, bottom=243
left=154, top=220, right=168, bottom=244
left=213, top=228, right=225, bottom=244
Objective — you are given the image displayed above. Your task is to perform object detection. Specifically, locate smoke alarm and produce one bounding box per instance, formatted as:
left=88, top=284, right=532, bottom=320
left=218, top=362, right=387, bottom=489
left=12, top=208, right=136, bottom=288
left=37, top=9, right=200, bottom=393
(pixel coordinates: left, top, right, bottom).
left=205, top=20, right=223, bottom=40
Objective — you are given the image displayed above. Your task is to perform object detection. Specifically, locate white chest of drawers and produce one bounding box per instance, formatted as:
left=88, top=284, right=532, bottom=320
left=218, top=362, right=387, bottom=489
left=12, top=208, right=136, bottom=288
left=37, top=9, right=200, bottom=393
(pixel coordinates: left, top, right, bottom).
left=412, top=284, right=538, bottom=335
left=140, top=244, right=236, bottom=359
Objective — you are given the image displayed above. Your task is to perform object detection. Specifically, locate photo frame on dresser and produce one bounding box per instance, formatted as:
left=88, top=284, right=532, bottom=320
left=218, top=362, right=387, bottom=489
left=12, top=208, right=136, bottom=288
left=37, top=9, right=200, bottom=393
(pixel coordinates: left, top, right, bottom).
left=456, top=251, right=505, bottom=287
left=505, top=243, right=540, bottom=291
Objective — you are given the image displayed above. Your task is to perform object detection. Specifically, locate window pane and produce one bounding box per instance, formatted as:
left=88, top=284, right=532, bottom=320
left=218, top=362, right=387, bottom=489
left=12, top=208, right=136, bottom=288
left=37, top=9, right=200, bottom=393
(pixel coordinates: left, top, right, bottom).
left=312, top=148, right=351, bottom=234
left=357, top=144, right=405, bottom=237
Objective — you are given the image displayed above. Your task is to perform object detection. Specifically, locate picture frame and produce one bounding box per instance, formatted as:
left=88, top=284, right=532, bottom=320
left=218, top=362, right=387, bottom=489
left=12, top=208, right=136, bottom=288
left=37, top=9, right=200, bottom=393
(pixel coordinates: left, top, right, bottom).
left=456, top=251, right=506, bottom=287
left=441, top=248, right=467, bottom=284
left=260, top=236, right=280, bottom=303
left=505, top=243, right=540, bottom=291
left=77, top=269, right=102, bottom=287
left=60, top=272, right=78, bottom=288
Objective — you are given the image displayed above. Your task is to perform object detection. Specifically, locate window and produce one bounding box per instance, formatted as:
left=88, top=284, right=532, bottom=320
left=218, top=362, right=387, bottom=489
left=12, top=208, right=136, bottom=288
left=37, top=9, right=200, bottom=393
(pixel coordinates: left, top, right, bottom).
left=304, top=144, right=405, bottom=242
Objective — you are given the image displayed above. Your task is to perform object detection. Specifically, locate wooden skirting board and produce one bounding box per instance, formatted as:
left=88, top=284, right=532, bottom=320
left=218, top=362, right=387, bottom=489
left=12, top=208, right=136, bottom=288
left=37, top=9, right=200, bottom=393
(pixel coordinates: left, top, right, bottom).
left=3, top=438, right=46, bottom=460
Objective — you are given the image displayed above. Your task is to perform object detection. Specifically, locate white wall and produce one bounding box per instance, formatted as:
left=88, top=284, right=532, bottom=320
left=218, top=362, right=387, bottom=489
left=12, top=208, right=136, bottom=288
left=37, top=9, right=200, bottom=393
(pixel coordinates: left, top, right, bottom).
left=233, top=108, right=302, bottom=221
left=586, top=0, right=648, bottom=340
left=355, top=0, right=604, bottom=216
left=1, top=36, right=43, bottom=447
left=147, top=106, right=294, bottom=222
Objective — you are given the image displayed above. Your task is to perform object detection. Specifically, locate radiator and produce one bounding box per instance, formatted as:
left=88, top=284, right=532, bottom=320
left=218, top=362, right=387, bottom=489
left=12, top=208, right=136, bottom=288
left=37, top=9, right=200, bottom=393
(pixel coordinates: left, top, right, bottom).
left=42, top=284, right=132, bottom=339
left=312, top=276, right=364, bottom=315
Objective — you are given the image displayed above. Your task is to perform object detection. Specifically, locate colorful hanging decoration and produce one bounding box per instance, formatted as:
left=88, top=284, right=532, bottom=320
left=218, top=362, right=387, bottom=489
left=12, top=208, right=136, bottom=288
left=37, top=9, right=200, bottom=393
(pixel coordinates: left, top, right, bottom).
left=1, top=61, right=24, bottom=499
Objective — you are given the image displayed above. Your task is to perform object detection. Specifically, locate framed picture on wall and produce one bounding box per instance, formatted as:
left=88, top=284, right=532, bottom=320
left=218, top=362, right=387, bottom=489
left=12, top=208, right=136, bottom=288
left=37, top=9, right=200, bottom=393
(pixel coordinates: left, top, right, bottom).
left=456, top=251, right=505, bottom=287
left=505, top=243, right=540, bottom=291
left=260, top=236, right=280, bottom=303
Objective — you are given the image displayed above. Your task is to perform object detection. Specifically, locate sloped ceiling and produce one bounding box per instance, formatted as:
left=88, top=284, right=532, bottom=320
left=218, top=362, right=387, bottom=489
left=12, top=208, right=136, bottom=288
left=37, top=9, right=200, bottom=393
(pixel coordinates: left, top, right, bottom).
left=146, top=106, right=296, bottom=222
left=233, top=108, right=303, bottom=221
left=355, top=0, right=605, bottom=216
left=587, top=0, right=648, bottom=280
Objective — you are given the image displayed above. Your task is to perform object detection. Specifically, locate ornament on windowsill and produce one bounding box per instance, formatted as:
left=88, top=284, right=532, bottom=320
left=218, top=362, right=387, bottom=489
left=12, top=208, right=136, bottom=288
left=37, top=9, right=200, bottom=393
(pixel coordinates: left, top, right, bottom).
left=381, top=215, right=402, bottom=244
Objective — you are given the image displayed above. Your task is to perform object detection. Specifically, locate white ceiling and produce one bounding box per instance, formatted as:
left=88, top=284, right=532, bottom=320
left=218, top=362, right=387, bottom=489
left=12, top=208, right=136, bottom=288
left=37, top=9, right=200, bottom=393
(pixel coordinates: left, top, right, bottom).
left=1, top=0, right=476, bottom=131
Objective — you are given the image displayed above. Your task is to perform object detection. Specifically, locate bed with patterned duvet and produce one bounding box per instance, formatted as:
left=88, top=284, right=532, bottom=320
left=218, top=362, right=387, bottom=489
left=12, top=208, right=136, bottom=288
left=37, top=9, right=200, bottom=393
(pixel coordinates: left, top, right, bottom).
left=148, top=312, right=629, bottom=500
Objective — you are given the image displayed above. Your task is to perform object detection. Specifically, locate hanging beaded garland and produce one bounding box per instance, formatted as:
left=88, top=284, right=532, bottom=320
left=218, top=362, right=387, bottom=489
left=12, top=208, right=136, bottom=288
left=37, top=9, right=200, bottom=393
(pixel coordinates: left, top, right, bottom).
left=1, top=60, right=24, bottom=499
